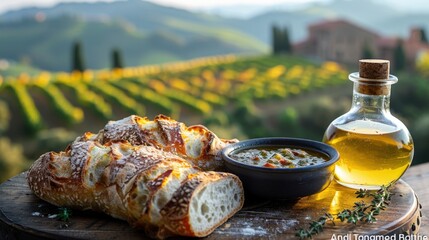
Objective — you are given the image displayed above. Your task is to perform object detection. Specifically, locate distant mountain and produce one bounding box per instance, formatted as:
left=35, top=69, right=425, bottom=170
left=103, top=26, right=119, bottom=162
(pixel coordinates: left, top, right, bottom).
left=0, top=0, right=267, bottom=71
left=1, top=1, right=235, bottom=40
left=230, top=0, right=429, bottom=44
left=294, top=0, right=429, bottom=38
left=199, top=0, right=429, bottom=19
left=0, top=0, right=428, bottom=71
left=232, top=11, right=324, bottom=45
left=374, top=13, right=429, bottom=37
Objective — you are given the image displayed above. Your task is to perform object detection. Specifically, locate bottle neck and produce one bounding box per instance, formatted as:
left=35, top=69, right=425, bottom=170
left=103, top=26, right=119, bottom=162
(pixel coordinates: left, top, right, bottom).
left=351, top=82, right=391, bottom=114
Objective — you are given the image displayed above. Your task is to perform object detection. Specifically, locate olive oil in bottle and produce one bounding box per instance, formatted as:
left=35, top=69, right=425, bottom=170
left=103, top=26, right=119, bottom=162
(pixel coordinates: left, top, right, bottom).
left=323, top=60, right=414, bottom=190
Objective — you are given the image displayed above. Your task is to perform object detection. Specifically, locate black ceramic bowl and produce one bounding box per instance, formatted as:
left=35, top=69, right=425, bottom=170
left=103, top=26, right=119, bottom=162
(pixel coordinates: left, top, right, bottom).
left=221, top=137, right=339, bottom=199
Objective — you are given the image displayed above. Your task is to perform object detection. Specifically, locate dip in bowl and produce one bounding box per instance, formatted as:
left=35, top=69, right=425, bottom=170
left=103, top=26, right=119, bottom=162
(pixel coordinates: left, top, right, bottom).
left=221, top=137, right=339, bottom=199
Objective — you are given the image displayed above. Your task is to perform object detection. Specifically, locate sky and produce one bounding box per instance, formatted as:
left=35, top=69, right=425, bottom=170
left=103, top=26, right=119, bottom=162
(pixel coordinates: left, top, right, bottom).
left=0, top=0, right=317, bottom=14
left=0, top=0, right=428, bottom=15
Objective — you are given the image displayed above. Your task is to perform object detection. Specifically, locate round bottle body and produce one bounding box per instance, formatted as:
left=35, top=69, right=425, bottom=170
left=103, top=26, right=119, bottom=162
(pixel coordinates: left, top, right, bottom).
left=323, top=118, right=414, bottom=189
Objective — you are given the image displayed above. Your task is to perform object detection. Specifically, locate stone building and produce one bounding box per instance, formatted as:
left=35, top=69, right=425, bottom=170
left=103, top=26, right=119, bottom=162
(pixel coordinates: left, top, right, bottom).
left=294, top=20, right=379, bottom=66
left=294, top=19, right=429, bottom=69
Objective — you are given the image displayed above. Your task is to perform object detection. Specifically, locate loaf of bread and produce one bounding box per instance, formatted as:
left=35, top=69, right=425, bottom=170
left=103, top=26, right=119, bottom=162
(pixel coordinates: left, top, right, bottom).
left=94, top=114, right=238, bottom=171
left=27, top=115, right=244, bottom=239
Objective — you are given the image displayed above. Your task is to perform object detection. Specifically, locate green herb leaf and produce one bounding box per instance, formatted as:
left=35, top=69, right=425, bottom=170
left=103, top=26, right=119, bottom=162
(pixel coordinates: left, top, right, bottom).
left=57, top=207, right=72, bottom=222
left=356, top=189, right=369, bottom=198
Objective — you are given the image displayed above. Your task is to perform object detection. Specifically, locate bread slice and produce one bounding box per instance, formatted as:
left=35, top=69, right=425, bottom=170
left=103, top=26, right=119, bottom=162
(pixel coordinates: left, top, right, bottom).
left=160, top=172, right=244, bottom=237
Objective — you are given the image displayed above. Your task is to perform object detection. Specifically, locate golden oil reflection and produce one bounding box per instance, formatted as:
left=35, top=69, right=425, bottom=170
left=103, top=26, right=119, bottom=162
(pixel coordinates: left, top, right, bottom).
left=328, top=182, right=363, bottom=213
left=297, top=181, right=359, bottom=213
left=329, top=189, right=345, bottom=213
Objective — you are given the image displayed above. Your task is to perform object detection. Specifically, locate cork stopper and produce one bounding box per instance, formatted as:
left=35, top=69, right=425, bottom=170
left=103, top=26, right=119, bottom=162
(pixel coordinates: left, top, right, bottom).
left=359, top=59, right=390, bottom=79
left=357, top=59, right=391, bottom=95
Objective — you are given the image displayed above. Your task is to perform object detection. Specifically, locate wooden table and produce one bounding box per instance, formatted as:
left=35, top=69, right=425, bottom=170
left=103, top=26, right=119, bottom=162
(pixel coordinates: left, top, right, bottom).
left=0, top=162, right=427, bottom=239
left=402, top=162, right=429, bottom=236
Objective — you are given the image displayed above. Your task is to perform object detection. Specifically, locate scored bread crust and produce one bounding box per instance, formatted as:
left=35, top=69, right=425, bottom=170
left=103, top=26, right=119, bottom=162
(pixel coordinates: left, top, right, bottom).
left=27, top=115, right=244, bottom=239
left=96, top=114, right=238, bottom=171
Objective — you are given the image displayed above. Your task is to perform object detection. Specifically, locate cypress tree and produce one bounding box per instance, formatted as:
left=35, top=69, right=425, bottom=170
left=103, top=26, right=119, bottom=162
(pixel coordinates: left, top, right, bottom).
left=72, top=41, right=85, bottom=72
left=393, top=39, right=406, bottom=71
left=272, top=25, right=292, bottom=55
left=361, top=42, right=374, bottom=59
left=282, top=27, right=292, bottom=54
left=420, top=28, right=428, bottom=44
left=272, top=25, right=280, bottom=55
left=111, top=48, right=124, bottom=69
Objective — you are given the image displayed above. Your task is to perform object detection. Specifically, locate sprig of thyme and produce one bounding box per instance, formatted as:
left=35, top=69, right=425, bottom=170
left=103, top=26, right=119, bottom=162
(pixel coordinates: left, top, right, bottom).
left=57, top=207, right=72, bottom=222
left=56, top=207, right=72, bottom=228
left=296, top=213, right=335, bottom=238
left=296, top=184, right=393, bottom=239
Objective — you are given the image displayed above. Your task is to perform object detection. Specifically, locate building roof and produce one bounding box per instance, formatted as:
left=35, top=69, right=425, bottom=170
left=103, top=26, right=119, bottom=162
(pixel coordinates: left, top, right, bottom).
left=376, top=37, right=399, bottom=48
left=308, top=19, right=379, bottom=38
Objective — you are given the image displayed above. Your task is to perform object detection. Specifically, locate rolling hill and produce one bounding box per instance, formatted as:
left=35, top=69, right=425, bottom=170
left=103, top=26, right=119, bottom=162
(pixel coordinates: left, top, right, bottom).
left=0, top=1, right=267, bottom=71
left=0, top=15, right=266, bottom=71
left=1, top=0, right=428, bottom=71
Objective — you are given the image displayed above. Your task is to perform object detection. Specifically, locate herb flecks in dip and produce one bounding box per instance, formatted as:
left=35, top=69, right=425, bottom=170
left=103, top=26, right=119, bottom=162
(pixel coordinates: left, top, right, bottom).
left=229, top=147, right=327, bottom=168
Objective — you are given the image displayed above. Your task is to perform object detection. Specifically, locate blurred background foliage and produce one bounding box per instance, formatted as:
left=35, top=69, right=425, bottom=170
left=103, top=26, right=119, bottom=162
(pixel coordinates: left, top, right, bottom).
left=1, top=0, right=429, bottom=183
left=0, top=138, right=29, bottom=182
left=1, top=54, right=429, bottom=183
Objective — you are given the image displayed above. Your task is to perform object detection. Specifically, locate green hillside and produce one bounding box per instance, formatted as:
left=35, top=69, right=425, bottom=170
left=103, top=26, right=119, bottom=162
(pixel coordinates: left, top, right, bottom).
left=3, top=0, right=428, bottom=45
left=0, top=1, right=268, bottom=71
left=1, top=0, right=233, bottom=39
left=0, top=15, right=266, bottom=71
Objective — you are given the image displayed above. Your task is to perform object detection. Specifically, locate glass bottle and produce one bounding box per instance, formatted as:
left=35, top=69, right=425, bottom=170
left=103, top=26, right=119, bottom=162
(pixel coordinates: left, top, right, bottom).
left=323, top=59, right=414, bottom=190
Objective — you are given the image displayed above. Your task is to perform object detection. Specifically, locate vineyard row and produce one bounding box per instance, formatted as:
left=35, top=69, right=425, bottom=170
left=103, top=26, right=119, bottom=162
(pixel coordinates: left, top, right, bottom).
left=0, top=55, right=348, bottom=134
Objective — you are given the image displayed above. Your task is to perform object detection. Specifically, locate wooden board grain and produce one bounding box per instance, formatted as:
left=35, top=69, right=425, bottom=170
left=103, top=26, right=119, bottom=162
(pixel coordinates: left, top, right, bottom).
left=0, top=172, right=422, bottom=240
left=402, top=162, right=429, bottom=236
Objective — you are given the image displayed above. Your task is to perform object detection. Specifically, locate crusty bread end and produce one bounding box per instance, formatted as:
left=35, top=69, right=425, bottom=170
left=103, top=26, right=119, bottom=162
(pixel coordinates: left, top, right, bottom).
left=160, top=172, right=244, bottom=237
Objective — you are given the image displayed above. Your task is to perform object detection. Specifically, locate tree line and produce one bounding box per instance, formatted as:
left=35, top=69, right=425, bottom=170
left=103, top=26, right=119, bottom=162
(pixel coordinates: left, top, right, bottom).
left=72, top=41, right=124, bottom=72
left=271, top=25, right=292, bottom=55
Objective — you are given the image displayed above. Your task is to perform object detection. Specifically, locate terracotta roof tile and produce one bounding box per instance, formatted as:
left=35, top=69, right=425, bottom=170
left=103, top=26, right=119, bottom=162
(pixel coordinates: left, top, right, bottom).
left=309, top=19, right=379, bottom=37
